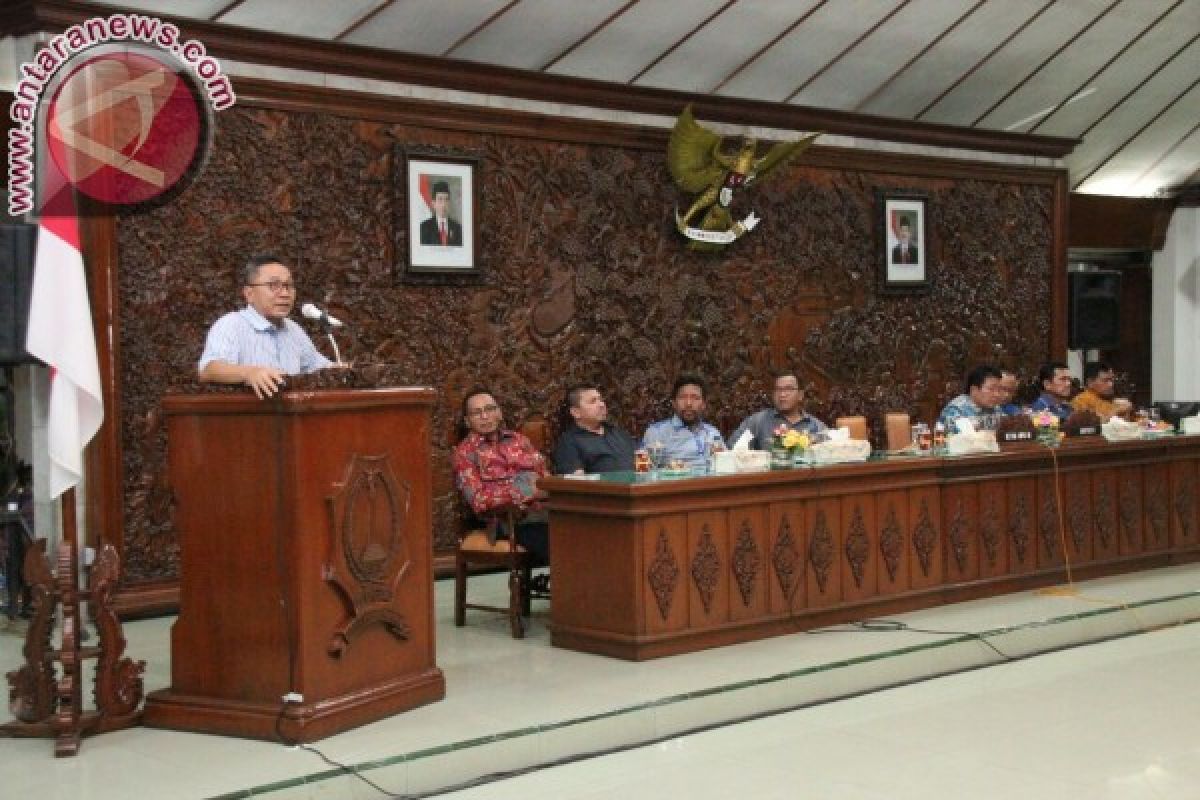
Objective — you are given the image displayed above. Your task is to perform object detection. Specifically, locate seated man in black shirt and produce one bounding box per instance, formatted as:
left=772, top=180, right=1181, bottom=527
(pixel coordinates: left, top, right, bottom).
left=553, top=383, right=636, bottom=474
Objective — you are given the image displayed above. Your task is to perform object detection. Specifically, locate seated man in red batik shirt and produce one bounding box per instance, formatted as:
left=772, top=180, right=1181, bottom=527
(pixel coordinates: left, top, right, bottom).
left=451, top=387, right=549, bottom=566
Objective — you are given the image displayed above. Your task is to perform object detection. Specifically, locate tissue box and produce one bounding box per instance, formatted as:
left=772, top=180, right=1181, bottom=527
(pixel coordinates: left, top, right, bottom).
left=712, top=450, right=738, bottom=474
left=732, top=450, right=771, bottom=473
left=1102, top=418, right=1141, bottom=442
left=809, top=439, right=871, bottom=464
left=1182, top=416, right=1200, bottom=435
left=946, top=431, right=999, bottom=455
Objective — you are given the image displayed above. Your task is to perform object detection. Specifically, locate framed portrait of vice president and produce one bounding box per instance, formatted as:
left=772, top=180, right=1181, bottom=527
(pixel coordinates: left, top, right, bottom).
left=878, top=190, right=930, bottom=293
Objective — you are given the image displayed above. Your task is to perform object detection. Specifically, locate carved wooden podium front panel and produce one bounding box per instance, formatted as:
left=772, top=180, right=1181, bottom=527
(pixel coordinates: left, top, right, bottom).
left=143, top=388, right=444, bottom=742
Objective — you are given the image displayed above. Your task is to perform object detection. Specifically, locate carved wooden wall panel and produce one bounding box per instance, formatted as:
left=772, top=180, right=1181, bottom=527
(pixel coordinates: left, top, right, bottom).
left=1117, top=467, right=1144, bottom=556
left=943, top=484, right=979, bottom=582
left=840, top=496, right=876, bottom=603
left=876, top=490, right=908, bottom=595
left=977, top=481, right=1008, bottom=579
left=1007, top=477, right=1036, bottom=574
left=806, top=499, right=842, bottom=608
left=1169, top=459, right=1198, bottom=551
left=908, top=490, right=943, bottom=590
left=642, top=514, right=688, bottom=635
left=112, top=104, right=1061, bottom=585
left=1036, top=475, right=1065, bottom=568
left=686, top=512, right=728, bottom=629
left=728, top=507, right=768, bottom=622
left=1143, top=464, right=1171, bottom=552
left=1091, top=469, right=1119, bottom=561
left=1064, top=472, right=1094, bottom=565
left=767, top=502, right=806, bottom=616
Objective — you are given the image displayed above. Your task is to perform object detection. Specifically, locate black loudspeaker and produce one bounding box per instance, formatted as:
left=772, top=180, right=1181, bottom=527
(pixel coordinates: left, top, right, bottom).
left=0, top=224, right=37, bottom=365
left=1068, top=270, right=1121, bottom=350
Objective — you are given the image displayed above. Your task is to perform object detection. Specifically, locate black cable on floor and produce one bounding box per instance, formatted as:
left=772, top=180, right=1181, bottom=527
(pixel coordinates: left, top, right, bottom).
left=804, top=617, right=1015, bottom=660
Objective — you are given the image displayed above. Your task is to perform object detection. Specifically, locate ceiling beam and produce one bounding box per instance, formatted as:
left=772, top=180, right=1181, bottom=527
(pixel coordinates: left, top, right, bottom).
left=442, top=0, right=521, bottom=58
left=628, top=0, right=738, bottom=85
left=15, top=0, right=1078, bottom=157
left=540, top=0, right=640, bottom=72
left=708, top=0, right=827, bottom=95
left=970, top=0, right=1123, bottom=128
left=851, top=0, right=986, bottom=113
left=334, top=0, right=395, bottom=43
left=782, top=0, right=912, bottom=104
left=914, top=0, right=1053, bottom=122
left=1029, top=0, right=1185, bottom=134
left=1075, top=30, right=1200, bottom=141
left=1073, top=74, right=1200, bottom=191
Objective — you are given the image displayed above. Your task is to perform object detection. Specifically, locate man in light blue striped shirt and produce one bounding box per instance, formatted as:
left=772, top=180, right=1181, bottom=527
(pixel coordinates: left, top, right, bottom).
left=642, top=375, right=724, bottom=473
left=198, top=255, right=333, bottom=398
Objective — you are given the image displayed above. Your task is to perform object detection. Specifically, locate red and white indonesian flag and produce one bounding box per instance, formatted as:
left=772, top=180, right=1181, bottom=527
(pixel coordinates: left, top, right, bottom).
left=24, top=172, right=103, bottom=498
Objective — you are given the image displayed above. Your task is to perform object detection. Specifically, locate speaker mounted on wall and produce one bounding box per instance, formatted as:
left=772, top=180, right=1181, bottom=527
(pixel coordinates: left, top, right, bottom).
left=0, top=224, right=38, bottom=365
left=1068, top=270, right=1121, bottom=350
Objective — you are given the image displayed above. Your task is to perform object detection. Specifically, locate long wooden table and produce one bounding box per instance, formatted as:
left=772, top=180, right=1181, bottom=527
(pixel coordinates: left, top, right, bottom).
left=543, top=435, right=1200, bottom=660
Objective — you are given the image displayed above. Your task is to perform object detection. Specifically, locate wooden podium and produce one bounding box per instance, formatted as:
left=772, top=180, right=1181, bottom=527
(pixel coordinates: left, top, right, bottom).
left=143, top=387, right=445, bottom=742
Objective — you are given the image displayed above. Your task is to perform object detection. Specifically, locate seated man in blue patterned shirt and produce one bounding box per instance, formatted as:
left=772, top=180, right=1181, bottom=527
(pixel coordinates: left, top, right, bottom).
left=198, top=254, right=333, bottom=398
left=1029, top=361, right=1073, bottom=422
left=642, top=375, right=725, bottom=472
left=938, top=365, right=1004, bottom=432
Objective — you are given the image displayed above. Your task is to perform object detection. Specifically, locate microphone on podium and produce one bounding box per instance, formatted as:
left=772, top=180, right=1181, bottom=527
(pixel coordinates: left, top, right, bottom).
left=301, top=303, right=346, bottom=366
left=301, top=303, right=344, bottom=328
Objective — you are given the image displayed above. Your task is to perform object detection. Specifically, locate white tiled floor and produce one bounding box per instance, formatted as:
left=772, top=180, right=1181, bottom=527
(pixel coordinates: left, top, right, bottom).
left=1, top=563, right=1198, bottom=799
left=436, top=619, right=1200, bottom=800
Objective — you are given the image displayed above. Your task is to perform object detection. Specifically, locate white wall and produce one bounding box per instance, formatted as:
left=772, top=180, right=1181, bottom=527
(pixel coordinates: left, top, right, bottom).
left=1152, top=207, right=1200, bottom=402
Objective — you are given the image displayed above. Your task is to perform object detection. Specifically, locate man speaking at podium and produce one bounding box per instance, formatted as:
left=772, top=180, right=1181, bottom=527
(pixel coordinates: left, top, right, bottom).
left=198, top=254, right=333, bottom=398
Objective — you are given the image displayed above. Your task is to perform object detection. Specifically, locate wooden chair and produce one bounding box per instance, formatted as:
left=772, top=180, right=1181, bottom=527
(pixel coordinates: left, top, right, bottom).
left=884, top=412, right=911, bottom=451
left=834, top=415, right=869, bottom=441
left=453, top=417, right=550, bottom=639
left=454, top=506, right=535, bottom=638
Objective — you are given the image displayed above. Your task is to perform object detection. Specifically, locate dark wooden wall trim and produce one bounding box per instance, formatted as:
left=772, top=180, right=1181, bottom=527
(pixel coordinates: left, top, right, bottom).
left=1068, top=193, right=1177, bottom=251
left=233, top=77, right=1068, bottom=190
left=21, top=0, right=1077, bottom=159
left=1052, top=174, right=1070, bottom=356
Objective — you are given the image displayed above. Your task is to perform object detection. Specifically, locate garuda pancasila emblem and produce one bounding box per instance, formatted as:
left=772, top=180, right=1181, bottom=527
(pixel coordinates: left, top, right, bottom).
left=668, top=105, right=818, bottom=251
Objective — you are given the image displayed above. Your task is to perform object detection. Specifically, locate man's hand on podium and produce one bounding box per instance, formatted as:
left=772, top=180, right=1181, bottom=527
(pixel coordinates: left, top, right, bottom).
left=244, top=366, right=286, bottom=399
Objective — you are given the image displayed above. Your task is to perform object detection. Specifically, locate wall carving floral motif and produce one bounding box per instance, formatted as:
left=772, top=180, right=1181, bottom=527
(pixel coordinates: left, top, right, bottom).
left=115, top=107, right=1055, bottom=581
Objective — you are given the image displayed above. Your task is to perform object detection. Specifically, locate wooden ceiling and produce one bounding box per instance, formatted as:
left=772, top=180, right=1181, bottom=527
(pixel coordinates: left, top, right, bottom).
left=33, top=0, right=1200, bottom=196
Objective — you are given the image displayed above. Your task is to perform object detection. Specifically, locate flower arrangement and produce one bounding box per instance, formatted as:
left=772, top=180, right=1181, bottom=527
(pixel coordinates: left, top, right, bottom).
left=1030, top=410, right=1059, bottom=429
left=773, top=425, right=811, bottom=451
left=1030, top=410, right=1062, bottom=446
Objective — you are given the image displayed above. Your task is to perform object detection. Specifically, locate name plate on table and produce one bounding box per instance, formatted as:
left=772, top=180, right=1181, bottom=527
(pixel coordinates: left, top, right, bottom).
left=999, top=430, right=1034, bottom=443
left=1064, top=410, right=1103, bottom=437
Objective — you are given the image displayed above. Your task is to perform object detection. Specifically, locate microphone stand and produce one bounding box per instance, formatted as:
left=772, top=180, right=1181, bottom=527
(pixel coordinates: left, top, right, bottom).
left=319, top=317, right=344, bottom=366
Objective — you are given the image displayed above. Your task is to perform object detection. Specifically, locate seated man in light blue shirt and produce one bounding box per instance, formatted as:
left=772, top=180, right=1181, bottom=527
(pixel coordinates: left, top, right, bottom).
left=198, top=254, right=333, bottom=398
left=642, top=375, right=724, bottom=473
left=938, top=365, right=1003, bottom=432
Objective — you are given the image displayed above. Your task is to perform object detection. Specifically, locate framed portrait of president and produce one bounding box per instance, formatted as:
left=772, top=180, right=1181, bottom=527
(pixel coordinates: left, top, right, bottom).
left=878, top=190, right=930, bottom=293
left=400, top=149, right=481, bottom=284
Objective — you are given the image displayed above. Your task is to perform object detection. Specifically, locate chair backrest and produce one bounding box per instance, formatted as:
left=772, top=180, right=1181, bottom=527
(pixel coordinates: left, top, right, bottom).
left=519, top=416, right=549, bottom=454
left=884, top=413, right=911, bottom=451
left=834, top=415, right=869, bottom=441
